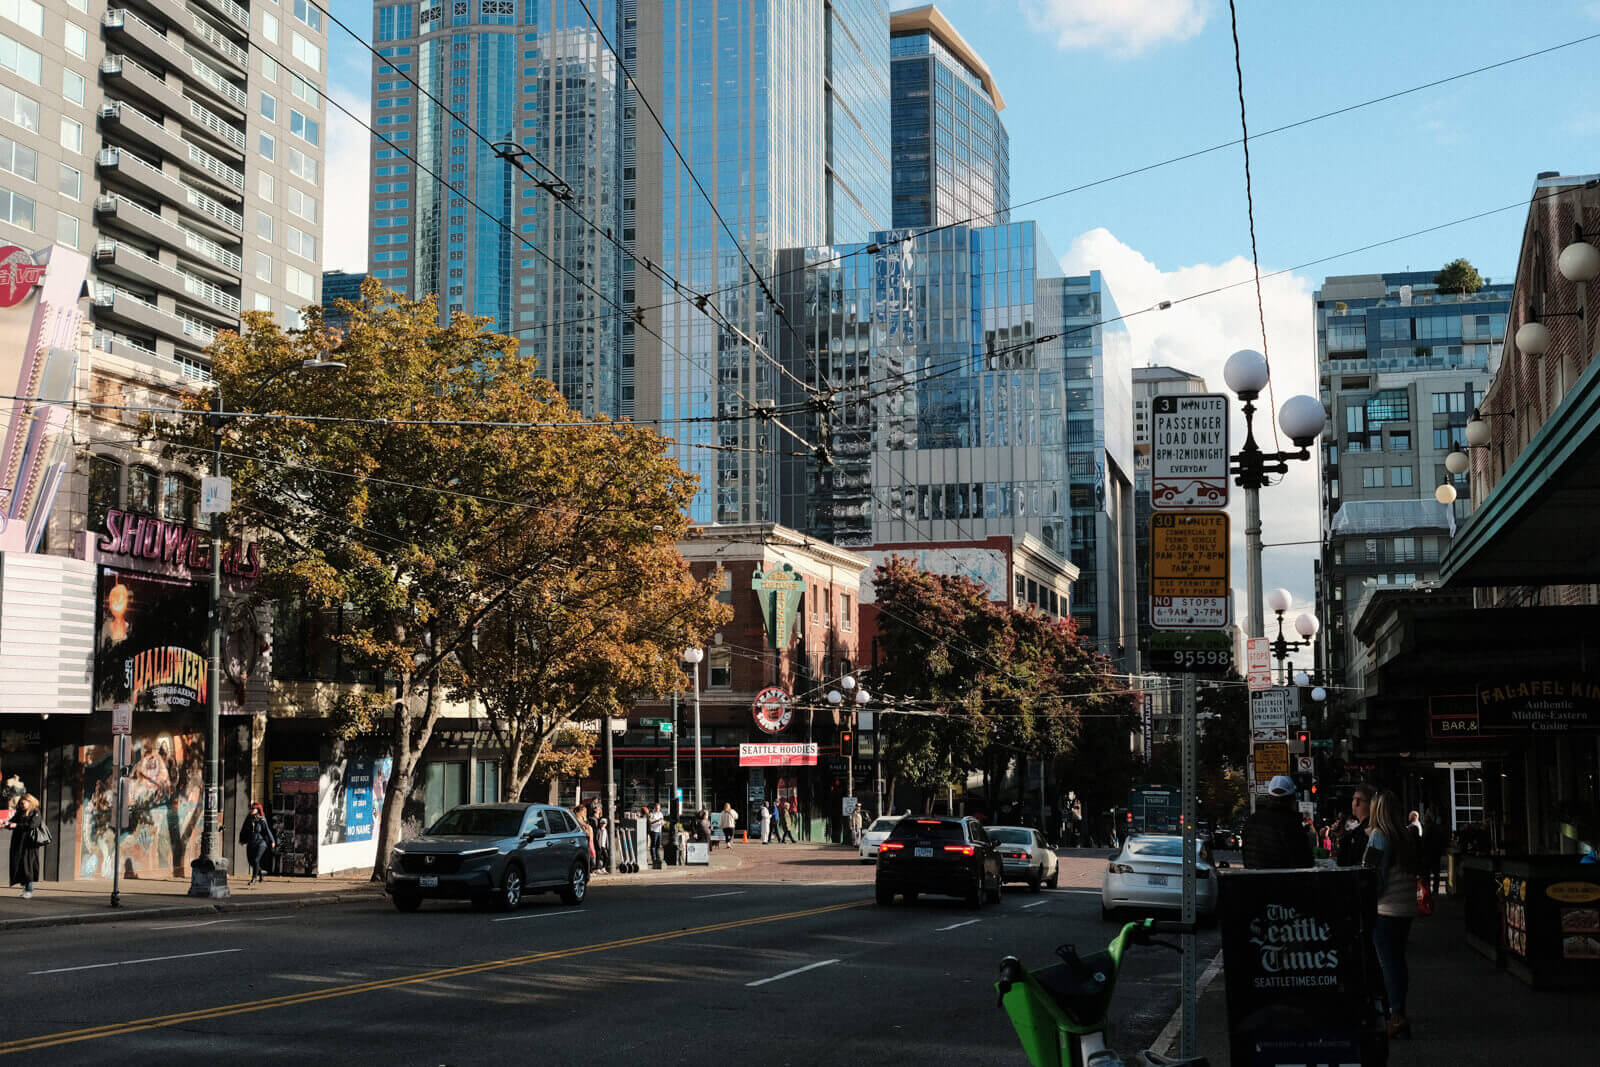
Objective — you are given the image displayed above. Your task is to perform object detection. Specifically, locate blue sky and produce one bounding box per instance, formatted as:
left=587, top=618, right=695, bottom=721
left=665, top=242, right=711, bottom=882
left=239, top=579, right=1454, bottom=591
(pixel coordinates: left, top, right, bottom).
left=317, top=0, right=1600, bottom=627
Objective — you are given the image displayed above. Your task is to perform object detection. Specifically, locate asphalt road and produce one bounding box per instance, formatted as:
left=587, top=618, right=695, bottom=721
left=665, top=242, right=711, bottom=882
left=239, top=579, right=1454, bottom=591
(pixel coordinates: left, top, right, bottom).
left=0, top=872, right=1218, bottom=1065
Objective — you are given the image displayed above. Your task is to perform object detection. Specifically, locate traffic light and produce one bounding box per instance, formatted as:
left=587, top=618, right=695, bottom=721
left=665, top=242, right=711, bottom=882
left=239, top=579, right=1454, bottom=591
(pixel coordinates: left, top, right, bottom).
left=839, top=730, right=854, bottom=756
left=1296, top=730, right=1309, bottom=746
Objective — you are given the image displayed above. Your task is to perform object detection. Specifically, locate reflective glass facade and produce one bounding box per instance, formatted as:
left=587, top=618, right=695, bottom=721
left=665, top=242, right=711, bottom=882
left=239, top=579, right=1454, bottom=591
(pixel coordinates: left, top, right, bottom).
left=888, top=26, right=1008, bottom=229
left=775, top=224, right=1133, bottom=659
left=827, top=0, right=892, bottom=243
left=369, top=1, right=623, bottom=417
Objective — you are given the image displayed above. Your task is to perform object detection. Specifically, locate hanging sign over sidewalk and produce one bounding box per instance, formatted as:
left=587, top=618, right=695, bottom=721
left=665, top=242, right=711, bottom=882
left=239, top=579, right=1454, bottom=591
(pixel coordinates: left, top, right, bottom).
left=739, top=742, right=819, bottom=768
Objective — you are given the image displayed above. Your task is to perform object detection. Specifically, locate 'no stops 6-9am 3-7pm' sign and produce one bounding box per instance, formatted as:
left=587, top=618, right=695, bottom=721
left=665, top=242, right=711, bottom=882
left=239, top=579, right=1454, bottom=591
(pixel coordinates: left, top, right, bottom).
left=1150, top=512, right=1230, bottom=629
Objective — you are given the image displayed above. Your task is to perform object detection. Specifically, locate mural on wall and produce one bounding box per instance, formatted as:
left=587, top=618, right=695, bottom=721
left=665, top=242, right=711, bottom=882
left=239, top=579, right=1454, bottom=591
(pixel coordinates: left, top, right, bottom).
left=76, top=731, right=205, bottom=879
left=322, top=754, right=393, bottom=845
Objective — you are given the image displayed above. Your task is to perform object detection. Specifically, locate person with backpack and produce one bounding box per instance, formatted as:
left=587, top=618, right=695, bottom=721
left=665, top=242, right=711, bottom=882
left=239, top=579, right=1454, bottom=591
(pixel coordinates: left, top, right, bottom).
left=1364, top=789, right=1421, bottom=1040
left=7, top=792, right=45, bottom=898
left=1242, top=776, right=1315, bottom=870
left=239, top=802, right=275, bottom=885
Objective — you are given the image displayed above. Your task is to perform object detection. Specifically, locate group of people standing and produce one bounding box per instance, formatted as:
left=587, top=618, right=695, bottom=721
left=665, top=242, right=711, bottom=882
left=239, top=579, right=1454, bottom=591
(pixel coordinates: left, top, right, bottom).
left=1242, top=776, right=1432, bottom=1041
left=754, top=799, right=801, bottom=844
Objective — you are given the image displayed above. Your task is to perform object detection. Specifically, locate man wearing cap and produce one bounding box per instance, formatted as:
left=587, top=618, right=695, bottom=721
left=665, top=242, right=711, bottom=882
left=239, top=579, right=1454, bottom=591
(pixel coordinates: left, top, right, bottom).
left=1243, top=775, right=1316, bottom=870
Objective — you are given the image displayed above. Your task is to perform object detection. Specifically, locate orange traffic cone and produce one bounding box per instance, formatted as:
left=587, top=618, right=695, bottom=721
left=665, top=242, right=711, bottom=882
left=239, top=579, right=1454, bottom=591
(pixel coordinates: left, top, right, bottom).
left=742, top=830, right=749, bottom=843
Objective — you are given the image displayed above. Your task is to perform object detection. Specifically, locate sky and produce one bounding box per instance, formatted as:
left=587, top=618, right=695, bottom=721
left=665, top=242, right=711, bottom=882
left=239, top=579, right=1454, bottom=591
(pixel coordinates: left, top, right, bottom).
left=316, top=0, right=1600, bottom=631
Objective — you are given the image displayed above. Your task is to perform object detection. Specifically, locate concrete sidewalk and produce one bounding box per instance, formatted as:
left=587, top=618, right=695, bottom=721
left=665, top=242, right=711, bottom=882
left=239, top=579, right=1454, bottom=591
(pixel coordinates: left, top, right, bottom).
left=1163, top=896, right=1600, bottom=1064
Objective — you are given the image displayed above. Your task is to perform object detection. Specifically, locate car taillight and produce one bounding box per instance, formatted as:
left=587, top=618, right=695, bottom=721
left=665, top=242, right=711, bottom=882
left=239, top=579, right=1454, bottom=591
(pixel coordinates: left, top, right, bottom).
left=879, top=842, right=905, bottom=851
left=1108, top=863, right=1134, bottom=873
left=1006, top=851, right=1029, bottom=860
left=944, top=844, right=975, bottom=856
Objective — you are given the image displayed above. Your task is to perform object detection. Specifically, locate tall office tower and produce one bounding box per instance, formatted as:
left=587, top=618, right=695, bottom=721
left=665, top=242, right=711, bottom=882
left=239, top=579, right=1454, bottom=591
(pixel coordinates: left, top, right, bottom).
left=775, top=224, right=1136, bottom=664
left=367, top=1, right=623, bottom=416
left=888, top=4, right=1008, bottom=230
left=0, top=0, right=326, bottom=375
left=624, top=0, right=891, bottom=523
left=1131, top=365, right=1208, bottom=656
left=1313, top=270, right=1510, bottom=692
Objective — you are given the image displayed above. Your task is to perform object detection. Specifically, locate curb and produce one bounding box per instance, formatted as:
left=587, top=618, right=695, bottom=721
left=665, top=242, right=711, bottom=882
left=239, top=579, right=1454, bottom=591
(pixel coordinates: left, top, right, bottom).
left=0, top=888, right=384, bottom=933
left=1153, top=949, right=1225, bottom=1058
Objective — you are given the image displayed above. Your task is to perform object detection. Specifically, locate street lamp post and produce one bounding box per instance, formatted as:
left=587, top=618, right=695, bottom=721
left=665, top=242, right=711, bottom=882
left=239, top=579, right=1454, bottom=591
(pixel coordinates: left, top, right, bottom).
left=827, top=676, right=871, bottom=814
left=1223, top=350, right=1326, bottom=638
left=191, top=357, right=343, bottom=899
left=1264, top=588, right=1319, bottom=685
left=683, top=647, right=704, bottom=814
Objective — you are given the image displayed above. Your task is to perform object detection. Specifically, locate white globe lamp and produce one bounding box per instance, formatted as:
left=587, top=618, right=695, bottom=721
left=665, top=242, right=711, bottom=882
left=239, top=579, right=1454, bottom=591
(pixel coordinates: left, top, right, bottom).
left=1223, top=349, right=1270, bottom=400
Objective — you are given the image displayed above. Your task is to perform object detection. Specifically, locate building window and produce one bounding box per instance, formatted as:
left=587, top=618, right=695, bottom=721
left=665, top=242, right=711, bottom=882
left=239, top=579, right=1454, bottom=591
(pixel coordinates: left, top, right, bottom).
left=1, top=0, right=43, bottom=34
left=285, top=224, right=316, bottom=261
left=1345, top=406, right=1365, bottom=434
left=289, top=108, right=319, bottom=146
left=0, top=131, right=38, bottom=180
left=290, top=32, right=321, bottom=71
left=127, top=466, right=158, bottom=513
left=88, top=454, right=122, bottom=528
left=255, top=252, right=272, bottom=281
left=840, top=592, right=852, bottom=631
left=1450, top=766, right=1484, bottom=830
left=0, top=32, right=43, bottom=83
left=1393, top=536, right=1416, bottom=563
left=257, top=212, right=274, bottom=240
left=1361, top=468, right=1383, bottom=489
left=55, top=211, right=76, bottom=248
left=63, top=21, right=86, bottom=58
left=160, top=473, right=197, bottom=524
left=263, top=11, right=279, bottom=43
left=260, top=92, right=277, bottom=121
left=58, top=116, right=81, bottom=153
left=1389, top=466, right=1413, bottom=487
left=716, top=570, right=732, bottom=605
left=1365, top=390, right=1410, bottom=424
left=259, top=132, right=276, bottom=161
left=259, top=171, right=274, bottom=202
left=253, top=293, right=270, bottom=312
left=708, top=647, right=732, bottom=690
left=62, top=69, right=84, bottom=107
left=1389, top=431, right=1411, bottom=451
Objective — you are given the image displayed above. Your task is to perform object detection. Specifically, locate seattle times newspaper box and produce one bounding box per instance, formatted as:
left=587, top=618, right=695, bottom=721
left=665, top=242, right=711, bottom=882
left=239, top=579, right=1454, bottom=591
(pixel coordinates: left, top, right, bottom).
left=1218, top=867, right=1387, bottom=1066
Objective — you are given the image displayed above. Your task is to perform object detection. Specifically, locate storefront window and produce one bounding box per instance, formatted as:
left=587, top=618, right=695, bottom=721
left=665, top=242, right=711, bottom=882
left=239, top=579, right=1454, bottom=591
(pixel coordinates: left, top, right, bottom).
left=127, top=465, right=158, bottom=513
left=473, top=760, right=500, bottom=803
left=1452, top=766, right=1484, bottom=830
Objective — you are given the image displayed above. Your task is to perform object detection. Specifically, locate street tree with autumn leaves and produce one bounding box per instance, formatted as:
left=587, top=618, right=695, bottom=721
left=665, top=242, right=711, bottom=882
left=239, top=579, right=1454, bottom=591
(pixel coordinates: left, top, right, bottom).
left=158, top=281, right=726, bottom=878
left=870, top=557, right=1137, bottom=818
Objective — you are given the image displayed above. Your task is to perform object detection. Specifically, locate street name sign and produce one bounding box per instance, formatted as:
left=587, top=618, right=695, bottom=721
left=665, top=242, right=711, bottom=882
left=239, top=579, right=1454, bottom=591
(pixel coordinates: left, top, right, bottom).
left=1150, top=513, right=1230, bottom=629
left=1246, top=637, right=1272, bottom=691
left=1147, top=630, right=1235, bottom=674
left=1151, top=394, right=1230, bottom=511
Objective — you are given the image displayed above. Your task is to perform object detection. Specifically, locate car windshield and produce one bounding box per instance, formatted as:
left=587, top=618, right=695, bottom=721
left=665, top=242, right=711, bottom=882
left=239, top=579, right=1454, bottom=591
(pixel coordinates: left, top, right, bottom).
left=987, top=828, right=1033, bottom=844
left=1126, top=837, right=1198, bottom=858
left=426, top=808, right=524, bottom=837
left=868, top=819, right=899, bottom=833
left=888, top=818, right=965, bottom=841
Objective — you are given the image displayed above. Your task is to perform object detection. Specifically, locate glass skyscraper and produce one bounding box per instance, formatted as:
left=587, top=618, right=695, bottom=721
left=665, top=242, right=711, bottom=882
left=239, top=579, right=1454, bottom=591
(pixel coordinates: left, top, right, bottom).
left=774, top=224, right=1134, bottom=660
left=368, top=1, right=624, bottom=417
left=888, top=5, right=1009, bottom=230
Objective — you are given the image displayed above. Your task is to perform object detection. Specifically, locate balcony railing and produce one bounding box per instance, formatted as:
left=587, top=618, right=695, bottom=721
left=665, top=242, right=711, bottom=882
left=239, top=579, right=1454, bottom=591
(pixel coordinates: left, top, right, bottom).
left=188, top=54, right=246, bottom=110
left=97, top=193, right=171, bottom=228
left=97, top=144, right=177, bottom=186
left=182, top=183, right=242, bottom=230
left=180, top=225, right=243, bottom=271
left=178, top=314, right=219, bottom=344
left=194, top=0, right=249, bottom=31
left=185, top=96, right=245, bottom=151
left=189, top=12, right=247, bottom=67
left=181, top=270, right=240, bottom=313
left=185, top=141, right=244, bottom=191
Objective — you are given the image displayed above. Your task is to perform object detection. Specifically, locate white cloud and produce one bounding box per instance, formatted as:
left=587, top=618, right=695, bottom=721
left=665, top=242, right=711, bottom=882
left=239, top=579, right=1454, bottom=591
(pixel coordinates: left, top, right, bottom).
left=1060, top=227, right=1324, bottom=634
left=1024, top=0, right=1212, bottom=57
left=321, top=87, right=370, bottom=275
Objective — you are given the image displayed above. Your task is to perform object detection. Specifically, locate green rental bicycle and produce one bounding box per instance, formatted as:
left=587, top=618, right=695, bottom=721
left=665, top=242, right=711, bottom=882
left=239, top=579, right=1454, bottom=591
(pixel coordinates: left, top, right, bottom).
left=995, top=918, right=1209, bottom=1067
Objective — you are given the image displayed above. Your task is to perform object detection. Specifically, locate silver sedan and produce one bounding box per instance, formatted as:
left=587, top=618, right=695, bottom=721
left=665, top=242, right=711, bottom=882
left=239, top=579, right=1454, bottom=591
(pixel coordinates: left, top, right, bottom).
left=986, top=825, right=1060, bottom=891
left=858, top=815, right=904, bottom=861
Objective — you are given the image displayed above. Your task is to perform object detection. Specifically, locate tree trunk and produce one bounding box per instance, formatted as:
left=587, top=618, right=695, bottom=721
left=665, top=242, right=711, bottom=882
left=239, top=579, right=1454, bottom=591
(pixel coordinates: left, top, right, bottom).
left=1017, top=751, right=1030, bottom=824
left=371, top=676, right=413, bottom=881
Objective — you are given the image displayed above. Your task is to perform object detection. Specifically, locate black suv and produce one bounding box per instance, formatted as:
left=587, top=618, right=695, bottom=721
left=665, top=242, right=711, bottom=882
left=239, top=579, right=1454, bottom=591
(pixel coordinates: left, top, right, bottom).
left=875, top=815, right=1004, bottom=908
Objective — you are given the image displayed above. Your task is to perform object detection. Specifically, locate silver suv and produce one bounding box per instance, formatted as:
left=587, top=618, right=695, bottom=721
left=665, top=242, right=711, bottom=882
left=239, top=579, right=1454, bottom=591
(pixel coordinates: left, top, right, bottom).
left=385, top=803, right=590, bottom=912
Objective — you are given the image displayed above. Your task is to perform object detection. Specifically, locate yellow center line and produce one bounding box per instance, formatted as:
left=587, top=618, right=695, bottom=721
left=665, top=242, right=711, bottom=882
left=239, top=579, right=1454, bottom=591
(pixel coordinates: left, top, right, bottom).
left=0, top=898, right=867, bottom=1055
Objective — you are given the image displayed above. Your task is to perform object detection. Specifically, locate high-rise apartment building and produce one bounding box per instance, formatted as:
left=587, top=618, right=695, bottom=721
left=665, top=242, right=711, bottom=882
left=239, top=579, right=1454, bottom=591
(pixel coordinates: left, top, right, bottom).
left=625, top=0, right=892, bottom=523
left=367, top=0, right=623, bottom=416
left=888, top=4, right=1008, bottom=230
left=774, top=223, right=1135, bottom=662
left=1132, top=365, right=1208, bottom=655
left=1312, top=270, right=1510, bottom=691
left=0, top=0, right=327, bottom=377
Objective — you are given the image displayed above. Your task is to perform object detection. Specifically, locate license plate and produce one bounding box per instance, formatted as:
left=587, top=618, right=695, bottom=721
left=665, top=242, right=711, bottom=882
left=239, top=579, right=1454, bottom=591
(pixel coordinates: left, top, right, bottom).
left=1146, top=875, right=1168, bottom=886
left=420, top=876, right=439, bottom=888
left=914, top=847, right=933, bottom=858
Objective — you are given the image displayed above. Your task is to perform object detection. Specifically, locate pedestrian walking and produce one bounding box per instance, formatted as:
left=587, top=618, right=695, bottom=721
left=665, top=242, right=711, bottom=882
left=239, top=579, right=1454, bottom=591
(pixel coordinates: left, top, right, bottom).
left=239, top=802, right=275, bottom=885
left=693, top=809, right=712, bottom=843
left=758, top=801, right=772, bottom=844
left=594, top=814, right=611, bottom=873
left=1242, top=776, right=1315, bottom=870
left=7, top=792, right=45, bottom=898
left=848, top=803, right=863, bottom=848
left=1335, top=785, right=1372, bottom=867
left=647, top=802, right=665, bottom=868
left=718, top=802, right=739, bottom=849
left=1364, top=788, right=1420, bottom=1040
left=574, top=806, right=596, bottom=867
left=777, top=799, right=797, bottom=843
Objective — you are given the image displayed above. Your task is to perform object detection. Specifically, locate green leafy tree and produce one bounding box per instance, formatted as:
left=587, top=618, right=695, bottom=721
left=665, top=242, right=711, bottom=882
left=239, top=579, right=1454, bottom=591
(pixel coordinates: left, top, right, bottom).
left=159, top=281, right=713, bottom=877
left=1434, top=258, right=1484, bottom=295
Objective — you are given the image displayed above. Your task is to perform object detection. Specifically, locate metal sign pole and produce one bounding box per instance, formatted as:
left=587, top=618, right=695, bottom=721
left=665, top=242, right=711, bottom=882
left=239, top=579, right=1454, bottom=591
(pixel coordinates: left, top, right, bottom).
left=1180, top=670, right=1199, bottom=1059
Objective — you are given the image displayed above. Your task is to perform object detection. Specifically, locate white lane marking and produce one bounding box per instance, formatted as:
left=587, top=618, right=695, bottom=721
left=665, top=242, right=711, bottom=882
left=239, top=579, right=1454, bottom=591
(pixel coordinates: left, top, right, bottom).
left=491, top=910, right=585, bottom=923
left=1021, top=900, right=1049, bottom=909
left=151, top=916, right=291, bottom=930
left=30, top=948, right=242, bottom=976
left=691, top=890, right=746, bottom=900
left=935, top=919, right=982, bottom=931
left=746, top=958, right=839, bottom=988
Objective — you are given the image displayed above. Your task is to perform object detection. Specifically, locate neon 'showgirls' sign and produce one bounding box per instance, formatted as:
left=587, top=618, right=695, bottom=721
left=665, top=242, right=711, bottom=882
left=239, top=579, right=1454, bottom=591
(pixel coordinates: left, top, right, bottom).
left=97, top=508, right=262, bottom=579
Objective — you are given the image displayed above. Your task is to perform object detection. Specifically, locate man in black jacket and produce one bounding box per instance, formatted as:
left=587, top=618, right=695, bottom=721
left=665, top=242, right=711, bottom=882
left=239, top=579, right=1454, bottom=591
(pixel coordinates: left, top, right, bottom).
left=1243, top=776, right=1315, bottom=869
left=1335, top=785, right=1372, bottom=868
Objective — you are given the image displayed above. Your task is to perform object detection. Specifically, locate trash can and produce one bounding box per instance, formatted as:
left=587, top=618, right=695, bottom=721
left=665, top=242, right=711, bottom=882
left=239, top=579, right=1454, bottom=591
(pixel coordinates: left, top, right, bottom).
left=1217, top=866, right=1386, bottom=1066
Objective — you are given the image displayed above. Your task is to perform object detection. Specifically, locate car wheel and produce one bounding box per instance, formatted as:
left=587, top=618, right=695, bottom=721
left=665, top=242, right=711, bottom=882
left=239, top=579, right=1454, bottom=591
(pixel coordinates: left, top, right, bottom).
left=966, top=880, right=983, bottom=909
left=875, top=884, right=895, bottom=906
left=392, top=892, right=421, bottom=913
left=496, top=863, right=525, bottom=911
left=559, top=861, right=588, bottom=905
left=1028, top=870, right=1043, bottom=894
left=1047, top=867, right=1060, bottom=889
left=984, top=870, right=1002, bottom=905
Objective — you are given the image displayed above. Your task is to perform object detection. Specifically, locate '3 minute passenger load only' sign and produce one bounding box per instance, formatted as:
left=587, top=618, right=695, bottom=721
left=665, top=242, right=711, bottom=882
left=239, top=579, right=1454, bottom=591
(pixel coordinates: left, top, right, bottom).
left=1152, top=394, right=1230, bottom=510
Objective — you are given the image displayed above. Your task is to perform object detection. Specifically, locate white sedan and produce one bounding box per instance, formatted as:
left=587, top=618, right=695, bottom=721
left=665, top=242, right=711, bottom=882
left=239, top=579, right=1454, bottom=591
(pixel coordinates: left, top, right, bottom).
left=858, top=815, right=904, bottom=861
left=1101, top=834, right=1218, bottom=920
left=987, top=825, right=1060, bottom=891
